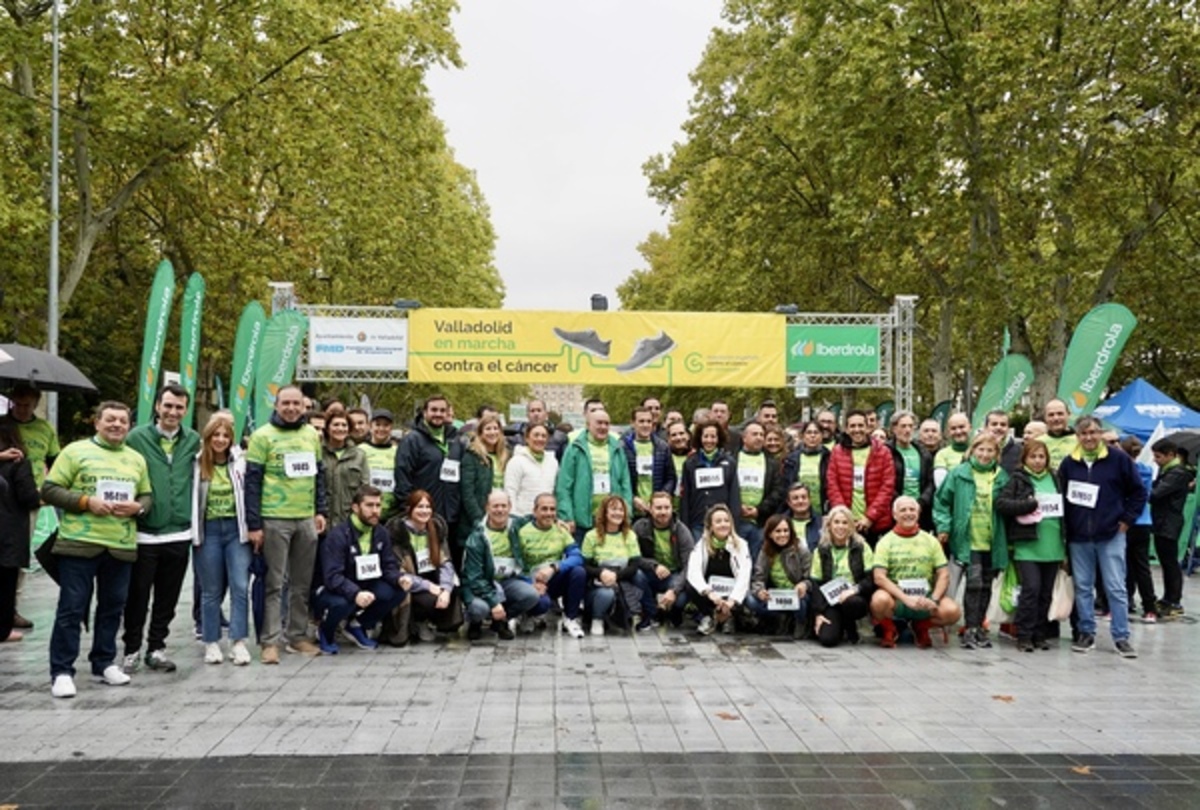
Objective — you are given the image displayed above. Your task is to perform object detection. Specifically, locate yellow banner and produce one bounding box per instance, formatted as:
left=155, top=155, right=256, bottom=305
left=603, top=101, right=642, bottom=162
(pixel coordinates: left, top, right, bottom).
left=408, top=309, right=785, bottom=388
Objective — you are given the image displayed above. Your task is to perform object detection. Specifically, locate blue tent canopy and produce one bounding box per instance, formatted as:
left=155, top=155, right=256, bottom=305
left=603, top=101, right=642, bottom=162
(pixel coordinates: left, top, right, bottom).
left=1091, top=378, right=1200, bottom=440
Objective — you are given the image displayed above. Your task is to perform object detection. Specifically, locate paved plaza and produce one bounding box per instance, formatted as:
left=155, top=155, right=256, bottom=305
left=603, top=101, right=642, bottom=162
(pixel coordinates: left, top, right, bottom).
left=1, top=569, right=1197, bottom=808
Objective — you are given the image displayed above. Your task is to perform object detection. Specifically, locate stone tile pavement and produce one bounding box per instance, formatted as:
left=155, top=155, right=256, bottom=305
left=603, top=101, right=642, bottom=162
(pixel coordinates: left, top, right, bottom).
left=1, top=569, right=1197, bottom=807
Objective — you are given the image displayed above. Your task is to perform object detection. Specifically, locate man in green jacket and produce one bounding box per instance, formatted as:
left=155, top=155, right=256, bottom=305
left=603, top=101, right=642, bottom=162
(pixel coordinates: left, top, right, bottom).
left=121, top=385, right=201, bottom=674
left=555, top=409, right=632, bottom=543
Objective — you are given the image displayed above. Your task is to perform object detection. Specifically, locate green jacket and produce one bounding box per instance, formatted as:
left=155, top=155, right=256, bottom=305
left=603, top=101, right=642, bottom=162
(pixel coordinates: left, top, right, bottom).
left=321, top=441, right=370, bottom=526
left=555, top=431, right=633, bottom=529
left=461, top=515, right=533, bottom=608
left=933, top=461, right=1009, bottom=569
left=457, top=449, right=496, bottom=542
left=125, top=424, right=200, bottom=538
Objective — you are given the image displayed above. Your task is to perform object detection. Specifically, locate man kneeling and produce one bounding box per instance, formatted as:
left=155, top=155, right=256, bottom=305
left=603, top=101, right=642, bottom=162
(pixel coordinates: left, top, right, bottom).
left=870, top=496, right=961, bottom=648
left=314, top=486, right=409, bottom=653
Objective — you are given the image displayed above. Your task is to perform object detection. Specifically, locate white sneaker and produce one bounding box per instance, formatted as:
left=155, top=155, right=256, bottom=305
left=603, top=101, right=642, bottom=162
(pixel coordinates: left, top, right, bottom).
left=561, top=617, right=586, bottom=639
left=698, top=616, right=715, bottom=636
left=94, top=664, right=131, bottom=686
left=230, top=640, right=251, bottom=666
left=590, top=619, right=606, bottom=637
left=204, top=643, right=224, bottom=664
left=51, top=674, right=76, bottom=698
left=122, top=651, right=141, bottom=674
left=518, top=615, right=538, bottom=635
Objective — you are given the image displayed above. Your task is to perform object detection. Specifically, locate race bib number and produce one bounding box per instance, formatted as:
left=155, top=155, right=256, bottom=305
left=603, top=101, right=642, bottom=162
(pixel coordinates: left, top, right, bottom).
left=737, top=467, right=764, bottom=488
left=852, top=466, right=865, bottom=490
left=636, top=456, right=653, bottom=476
left=415, top=549, right=434, bottom=574
left=96, top=479, right=135, bottom=503
left=593, top=472, right=611, bottom=494
left=695, top=468, right=725, bottom=489
left=1066, top=481, right=1099, bottom=509
left=1035, top=493, right=1064, bottom=518
left=370, top=470, right=395, bottom=491
left=355, top=553, right=382, bottom=580
left=493, top=556, right=518, bottom=579
left=439, top=459, right=460, bottom=483
left=899, top=578, right=929, bottom=597
left=709, top=576, right=737, bottom=597
left=284, top=452, right=316, bottom=478
left=820, top=578, right=852, bottom=604
left=767, top=589, right=799, bottom=611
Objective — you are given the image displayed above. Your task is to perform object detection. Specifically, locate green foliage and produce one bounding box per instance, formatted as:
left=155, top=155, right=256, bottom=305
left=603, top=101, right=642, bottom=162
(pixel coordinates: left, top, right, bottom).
left=1, top=0, right=503, bottom=422
left=626, top=0, right=1200, bottom=411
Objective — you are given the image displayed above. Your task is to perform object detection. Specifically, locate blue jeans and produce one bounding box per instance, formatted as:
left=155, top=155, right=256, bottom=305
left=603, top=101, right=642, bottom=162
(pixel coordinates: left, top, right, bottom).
left=746, top=591, right=810, bottom=626
left=466, top=578, right=540, bottom=624
left=50, top=552, right=133, bottom=679
left=313, top=579, right=406, bottom=636
left=632, top=569, right=688, bottom=618
left=1070, top=532, right=1130, bottom=642
left=737, top=520, right=764, bottom=563
left=586, top=584, right=616, bottom=622
left=198, top=519, right=251, bottom=643
left=543, top=566, right=587, bottom=620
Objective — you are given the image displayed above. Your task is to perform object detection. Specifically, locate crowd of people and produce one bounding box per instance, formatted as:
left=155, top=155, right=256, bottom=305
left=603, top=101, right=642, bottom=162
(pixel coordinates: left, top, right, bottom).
left=0, top=382, right=1195, bottom=699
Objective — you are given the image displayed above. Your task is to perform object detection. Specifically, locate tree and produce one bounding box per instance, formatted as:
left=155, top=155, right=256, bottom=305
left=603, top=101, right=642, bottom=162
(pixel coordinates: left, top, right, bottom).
left=626, top=0, right=1200, bottom=412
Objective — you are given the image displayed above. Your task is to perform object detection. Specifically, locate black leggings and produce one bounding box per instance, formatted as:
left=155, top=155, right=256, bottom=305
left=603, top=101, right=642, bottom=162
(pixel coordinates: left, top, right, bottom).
left=1014, top=560, right=1058, bottom=642
left=810, top=587, right=868, bottom=647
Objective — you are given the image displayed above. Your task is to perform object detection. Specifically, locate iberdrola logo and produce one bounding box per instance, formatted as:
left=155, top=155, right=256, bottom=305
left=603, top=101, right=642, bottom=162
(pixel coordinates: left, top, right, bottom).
left=792, top=340, right=815, bottom=357
left=145, top=367, right=156, bottom=389
left=1071, top=391, right=1089, bottom=409
left=236, top=385, right=247, bottom=402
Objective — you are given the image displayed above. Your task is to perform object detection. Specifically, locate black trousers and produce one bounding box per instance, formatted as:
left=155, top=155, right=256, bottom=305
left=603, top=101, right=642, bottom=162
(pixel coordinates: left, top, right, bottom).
left=122, top=541, right=191, bottom=654
left=0, top=566, right=18, bottom=639
left=1125, top=525, right=1156, bottom=612
left=1156, top=532, right=1184, bottom=606
left=1014, top=560, right=1057, bottom=642
left=811, top=589, right=868, bottom=647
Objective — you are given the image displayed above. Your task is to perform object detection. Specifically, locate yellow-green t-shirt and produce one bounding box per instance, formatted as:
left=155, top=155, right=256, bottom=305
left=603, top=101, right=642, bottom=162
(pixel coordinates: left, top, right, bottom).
left=798, top=452, right=822, bottom=507
left=969, top=467, right=998, bottom=552
left=653, top=527, right=677, bottom=570
left=588, top=438, right=610, bottom=513
left=48, top=436, right=151, bottom=551
left=634, top=440, right=654, bottom=507
left=582, top=528, right=638, bottom=566
left=873, top=530, right=946, bottom=590
left=850, top=446, right=870, bottom=519
left=360, top=442, right=397, bottom=514
left=811, top=543, right=875, bottom=581
left=737, top=451, right=766, bottom=508
left=769, top=556, right=793, bottom=588
left=205, top=463, right=236, bottom=520
left=517, top=521, right=572, bottom=570
left=246, top=422, right=323, bottom=519
left=15, top=416, right=60, bottom=489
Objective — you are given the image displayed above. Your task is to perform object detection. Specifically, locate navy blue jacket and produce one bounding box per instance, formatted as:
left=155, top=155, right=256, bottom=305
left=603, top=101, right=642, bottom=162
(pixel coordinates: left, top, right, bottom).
left=317, top=518, right=404, bottom=602
left=621, top=432, right=677, bottom=506
left=1060, top=445, right=1147, bottom=544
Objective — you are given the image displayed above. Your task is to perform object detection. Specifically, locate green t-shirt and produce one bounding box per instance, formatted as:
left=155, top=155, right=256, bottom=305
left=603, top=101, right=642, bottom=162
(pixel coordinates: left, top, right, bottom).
left=582, top=528, right=638, bottom=566
left=634, top=440, right=654, bottom=507
left=737, top=451, right=766, bottom=508
left=671, top=453, right=686, bottom=509
left=812, top=542, right=875, bottom=581
left=934, top=444, right=967, bottom=472
left=969, top=467, right=998, bottom=552
left=1014, top=471, right=1067, bottom=563
left=489, top=452, right=504, bottom=489
left=49, top=436, right=151, bottom=551
left=485, top=526, right=513, bottom=559
left=205, top=463, right=236, bottom=520
left=360, top=442, right=397, bottom=513
left=653, top=526, right=677, bottom=569
left=769, top=555, right=793, bottom=588
left=874, top=529, right=946, bottom=590
left=588, top=437, right=610, bottom=513
left=1042, top=433, right=1078, bottom=472
left=245, top=422, right=323, bottom=519
left=898, top=445, right=921, bottom=498
left=518, top=521, right=572, bottom=570
left=15, top=416, right=60, bottom=489
left=850, top=446, right=870, bottom=519
left=790, top=518, right=810, bottom=544
left=797, top=452, right=822, bottom=507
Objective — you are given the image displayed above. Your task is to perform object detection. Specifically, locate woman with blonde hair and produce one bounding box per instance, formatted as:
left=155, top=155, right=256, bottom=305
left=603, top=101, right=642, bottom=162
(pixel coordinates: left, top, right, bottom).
left=808, top=505, right=874, bottom=646
left=686, top=504, right=752, bottom=636
left=192, top=411, right=252, bottom=665
left=934, top=433, right=1009, bottom=650
left=459, top=413, right=510, bottom=543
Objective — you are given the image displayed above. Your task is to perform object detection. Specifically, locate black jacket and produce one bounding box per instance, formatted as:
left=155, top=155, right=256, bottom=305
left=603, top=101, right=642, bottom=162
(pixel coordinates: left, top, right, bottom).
left=631, top=515, right=695, bottom=586
left=393, top=418, right=464, bottom=526
left=994, top=468, right=1062, bottom=543
left=780, top=446, right=830, bottom=513
left=0, top=458, right=40, bottom=568
left=888, top=441, right=935, bottom=529
left=1151, top=463, right=1195, bottom=540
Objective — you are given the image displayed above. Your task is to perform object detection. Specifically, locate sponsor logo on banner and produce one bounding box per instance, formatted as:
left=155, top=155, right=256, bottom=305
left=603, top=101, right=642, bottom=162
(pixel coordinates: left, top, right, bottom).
left=309, top=317, right=408, bottom=371
left=785, top=325, right=881, bottom=374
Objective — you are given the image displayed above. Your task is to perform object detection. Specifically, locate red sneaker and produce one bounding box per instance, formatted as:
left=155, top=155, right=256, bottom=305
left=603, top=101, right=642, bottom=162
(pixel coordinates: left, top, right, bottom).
left=914, top=620, right=933, bottom=648
left=878, top=618, right=898, bottom=648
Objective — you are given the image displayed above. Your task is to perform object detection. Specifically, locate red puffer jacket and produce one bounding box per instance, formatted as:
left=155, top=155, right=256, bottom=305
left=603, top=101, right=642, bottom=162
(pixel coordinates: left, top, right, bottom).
left=826, top=437, right=896, bottom=533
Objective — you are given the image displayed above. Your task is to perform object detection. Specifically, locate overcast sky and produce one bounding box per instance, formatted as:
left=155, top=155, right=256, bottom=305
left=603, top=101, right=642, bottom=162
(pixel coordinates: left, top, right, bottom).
left=425, top=1, right=725, bottom=312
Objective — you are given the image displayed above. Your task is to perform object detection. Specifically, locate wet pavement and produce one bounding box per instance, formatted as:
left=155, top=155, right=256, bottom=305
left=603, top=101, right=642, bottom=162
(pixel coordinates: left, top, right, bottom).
left=1, top=569, right=1197, bottom=808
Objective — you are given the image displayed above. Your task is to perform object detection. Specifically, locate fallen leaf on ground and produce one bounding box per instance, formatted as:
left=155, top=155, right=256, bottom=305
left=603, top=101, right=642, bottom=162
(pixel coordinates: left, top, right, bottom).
left=715, top=711, right=740, bottom=721
left=991, top=694, right=1015, bottom=703
left=1071, top=766, right=1093, bottom=775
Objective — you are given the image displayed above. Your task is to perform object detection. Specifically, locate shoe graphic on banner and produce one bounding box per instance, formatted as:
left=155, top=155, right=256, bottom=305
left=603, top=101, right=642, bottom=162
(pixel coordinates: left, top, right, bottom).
left=552, top=328, right=611, bottom=359
left=616, top=332, right=676, bottom=373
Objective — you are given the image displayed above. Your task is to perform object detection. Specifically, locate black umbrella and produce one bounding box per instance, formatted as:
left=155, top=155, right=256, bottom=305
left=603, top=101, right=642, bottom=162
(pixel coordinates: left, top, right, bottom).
left=1168, top=430, right=1200, bottom=465
left=0, top=343, right=97, bottom=394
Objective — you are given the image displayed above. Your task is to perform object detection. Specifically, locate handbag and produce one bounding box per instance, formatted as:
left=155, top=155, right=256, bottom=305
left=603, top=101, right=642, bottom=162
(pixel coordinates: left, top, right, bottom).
left=999, top=562, right=1021, bottom=614
left=34, top=530, right=60, bottom=584
left=1047, top=568, right=1074, bottom=622
left=986, top=571, right=1012, bottom=626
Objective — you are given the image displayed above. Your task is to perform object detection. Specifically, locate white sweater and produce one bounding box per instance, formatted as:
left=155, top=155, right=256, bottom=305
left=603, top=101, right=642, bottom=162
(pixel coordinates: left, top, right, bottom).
left=504, top=445, right=560, bottom=515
